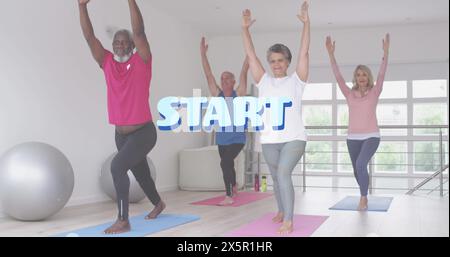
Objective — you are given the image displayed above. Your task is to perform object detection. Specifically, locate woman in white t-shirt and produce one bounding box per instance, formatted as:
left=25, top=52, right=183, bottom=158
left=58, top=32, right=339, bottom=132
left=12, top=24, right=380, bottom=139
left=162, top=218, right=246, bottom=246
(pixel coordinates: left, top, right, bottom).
left=241, top=1, right=310, bottom=234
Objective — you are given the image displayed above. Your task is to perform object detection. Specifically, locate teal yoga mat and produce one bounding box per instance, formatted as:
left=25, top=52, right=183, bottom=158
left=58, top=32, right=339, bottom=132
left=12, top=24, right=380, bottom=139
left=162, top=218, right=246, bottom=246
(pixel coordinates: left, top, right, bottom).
left=329, top=196, right=393, bottom=212
left=54, top=213, right=200, bottom=237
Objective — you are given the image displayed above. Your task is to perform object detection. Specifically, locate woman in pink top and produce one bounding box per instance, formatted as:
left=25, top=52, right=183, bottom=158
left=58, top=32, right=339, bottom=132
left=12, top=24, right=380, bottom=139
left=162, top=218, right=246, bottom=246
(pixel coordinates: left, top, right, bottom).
left=326, top=34, right=390, bottom=210
left=79, top=0, right=165, bottom=234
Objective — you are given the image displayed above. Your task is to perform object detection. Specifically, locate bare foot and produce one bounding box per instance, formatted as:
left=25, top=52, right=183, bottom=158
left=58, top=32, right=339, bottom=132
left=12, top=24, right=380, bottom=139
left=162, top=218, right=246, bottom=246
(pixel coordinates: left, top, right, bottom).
left=218, top=196, right=234, bottom=206
left=272, top=212, right=284, bottom=223
left=232, top=184, right=239, bottom=197
left=278, top=221, right=294, bottom=235
left=145, top=200, right=166, bottom=220
left=104, top=219, right=131, bottom=234
left=358, top=196, right=368, bottom=211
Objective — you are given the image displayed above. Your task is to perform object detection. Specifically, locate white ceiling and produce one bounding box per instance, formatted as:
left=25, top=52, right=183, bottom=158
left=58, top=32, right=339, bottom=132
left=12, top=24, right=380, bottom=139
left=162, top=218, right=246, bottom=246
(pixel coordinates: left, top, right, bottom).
left=147, top=0, right=449, bottom=35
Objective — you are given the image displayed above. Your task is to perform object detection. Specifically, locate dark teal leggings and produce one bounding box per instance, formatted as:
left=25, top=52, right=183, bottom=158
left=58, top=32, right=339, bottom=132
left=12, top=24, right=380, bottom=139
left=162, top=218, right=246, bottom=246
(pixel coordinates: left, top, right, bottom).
left=347, top=137, right=380, bottom=197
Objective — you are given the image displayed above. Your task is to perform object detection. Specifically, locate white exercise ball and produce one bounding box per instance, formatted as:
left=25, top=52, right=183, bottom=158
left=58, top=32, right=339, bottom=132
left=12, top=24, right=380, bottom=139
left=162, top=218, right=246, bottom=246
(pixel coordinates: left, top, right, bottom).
left=0, top=142, right=74, bottom=221
left=100, top=153, right=156, bottom=203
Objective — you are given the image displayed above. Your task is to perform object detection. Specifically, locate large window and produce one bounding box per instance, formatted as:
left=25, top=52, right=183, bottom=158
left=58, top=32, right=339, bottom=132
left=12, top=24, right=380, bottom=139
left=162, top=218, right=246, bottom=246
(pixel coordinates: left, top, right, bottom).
left=413, top=80, right=447, bottom=98
left=303, top=83, right=332, bottom=100
left=413, top=103, right=448, bottom=135
left=303, top=105, right=332, bottom=135
left=377, top=104, right=408, bottom=135
left=375, top=141, right=408, bottom=174
left=305, top=141, right=332, bottom=172
left=414, top=141, right=449, bottom=173
left=337, top=104, right=349, bottom=135
left=379, top=81, right=408, bottom=99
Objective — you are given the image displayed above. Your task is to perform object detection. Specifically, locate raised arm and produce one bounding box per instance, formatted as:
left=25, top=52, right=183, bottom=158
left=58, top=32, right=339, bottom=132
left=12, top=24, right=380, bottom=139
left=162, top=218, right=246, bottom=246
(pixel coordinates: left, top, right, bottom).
left=374, top=33, right=390, bottom=95
left=78, top=0, right=105, bottom=67
left=296, top=1, right=310, bottom=82
left=326, top=36, right=351, bottom=97
left=241, top=9, right=265, bottom=84
left=128, top=0, right=151, bottom=62
left=200, top=37, right=221, bottom=97
left=236, top=57, right=250, bottom=96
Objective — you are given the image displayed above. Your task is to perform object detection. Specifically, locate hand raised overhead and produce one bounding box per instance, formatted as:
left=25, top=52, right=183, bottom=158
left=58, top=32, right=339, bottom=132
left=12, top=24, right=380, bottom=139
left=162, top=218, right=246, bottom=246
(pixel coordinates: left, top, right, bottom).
left=326, top=36, right=336, bottom=55
left=200, top=37, right=209, bottom=56
left=297, top=1, right=310, bottom=23
left=242, top=9, right=256, bottom=29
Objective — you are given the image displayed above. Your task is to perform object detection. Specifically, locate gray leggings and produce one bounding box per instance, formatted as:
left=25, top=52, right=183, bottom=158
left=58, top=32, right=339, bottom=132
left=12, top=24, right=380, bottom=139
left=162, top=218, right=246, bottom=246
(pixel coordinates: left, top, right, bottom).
left=347, top=137, right=380, bottom=197
left=112, top=122, right=161, bottom=220
left=262, top=140, right=306, bottom=222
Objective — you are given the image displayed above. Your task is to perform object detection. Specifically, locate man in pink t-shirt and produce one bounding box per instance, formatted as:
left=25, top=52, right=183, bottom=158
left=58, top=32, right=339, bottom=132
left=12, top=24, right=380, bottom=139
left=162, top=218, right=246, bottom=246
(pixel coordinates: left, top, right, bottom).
left=78, top=0, right=165, bottom=234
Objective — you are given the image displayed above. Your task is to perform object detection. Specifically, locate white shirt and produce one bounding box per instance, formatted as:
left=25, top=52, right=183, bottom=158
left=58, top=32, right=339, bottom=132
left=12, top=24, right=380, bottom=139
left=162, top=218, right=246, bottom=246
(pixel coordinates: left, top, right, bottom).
left=256, top=72, right=307, bottom=144
left=347, top=132, right=381, bottom=140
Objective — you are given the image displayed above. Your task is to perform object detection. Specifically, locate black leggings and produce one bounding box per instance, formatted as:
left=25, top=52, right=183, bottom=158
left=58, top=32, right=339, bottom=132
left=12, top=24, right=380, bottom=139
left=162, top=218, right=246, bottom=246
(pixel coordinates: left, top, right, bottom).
left=111, top=122, right=161, bottom=220
left=218, top=144, right=245, bottom=197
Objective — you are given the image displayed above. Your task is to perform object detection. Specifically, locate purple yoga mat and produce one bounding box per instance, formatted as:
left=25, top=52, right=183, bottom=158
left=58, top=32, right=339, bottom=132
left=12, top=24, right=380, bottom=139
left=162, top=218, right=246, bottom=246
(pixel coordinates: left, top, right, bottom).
left=226, top=213, right=329, bottom=237
left=191, top=192, right=272, bottom=207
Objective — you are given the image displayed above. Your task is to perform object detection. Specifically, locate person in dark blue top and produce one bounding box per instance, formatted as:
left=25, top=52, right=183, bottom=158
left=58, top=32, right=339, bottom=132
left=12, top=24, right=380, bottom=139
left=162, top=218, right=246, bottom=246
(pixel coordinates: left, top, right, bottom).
left=200, top=37, right=249, bottom=205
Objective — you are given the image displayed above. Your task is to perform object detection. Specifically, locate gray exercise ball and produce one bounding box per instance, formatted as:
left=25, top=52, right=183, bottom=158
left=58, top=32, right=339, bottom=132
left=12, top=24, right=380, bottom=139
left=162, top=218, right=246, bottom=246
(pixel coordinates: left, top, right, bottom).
left=0, top=142, right=74, bottom=221
left=100, top=153, right=156, bottom=203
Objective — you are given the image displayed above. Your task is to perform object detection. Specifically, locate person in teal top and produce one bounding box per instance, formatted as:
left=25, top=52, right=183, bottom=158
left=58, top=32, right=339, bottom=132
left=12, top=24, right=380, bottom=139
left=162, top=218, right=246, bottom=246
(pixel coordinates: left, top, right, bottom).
left=200, top=37, right=249, bottom=205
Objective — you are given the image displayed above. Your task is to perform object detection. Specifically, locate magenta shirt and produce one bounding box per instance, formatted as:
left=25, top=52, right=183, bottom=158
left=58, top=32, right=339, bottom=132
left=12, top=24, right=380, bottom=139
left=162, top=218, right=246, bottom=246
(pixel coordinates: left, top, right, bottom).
left=332, top=57, right=388, bottom=134
left=102, top=50, right=153, bottom=125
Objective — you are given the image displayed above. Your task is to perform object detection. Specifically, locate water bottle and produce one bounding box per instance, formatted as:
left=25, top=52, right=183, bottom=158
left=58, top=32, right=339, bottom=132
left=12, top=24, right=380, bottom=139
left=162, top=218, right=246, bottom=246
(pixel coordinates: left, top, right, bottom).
left=254, top=174, right=260, bottom=192
left=261, top=176, right=267, bottom=192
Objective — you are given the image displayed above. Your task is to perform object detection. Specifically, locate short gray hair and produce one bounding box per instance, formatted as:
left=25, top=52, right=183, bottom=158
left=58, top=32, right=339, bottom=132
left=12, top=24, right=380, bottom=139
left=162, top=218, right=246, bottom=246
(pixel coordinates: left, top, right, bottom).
left=114, top=29, right=133, bottom=41
left=267, top=44, right=292, bottom=63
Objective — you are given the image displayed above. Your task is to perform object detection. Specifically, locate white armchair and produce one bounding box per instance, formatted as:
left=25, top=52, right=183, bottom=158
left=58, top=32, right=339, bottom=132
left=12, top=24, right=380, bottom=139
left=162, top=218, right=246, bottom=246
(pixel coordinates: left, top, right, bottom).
left=179, top=145, right=245, bottom=191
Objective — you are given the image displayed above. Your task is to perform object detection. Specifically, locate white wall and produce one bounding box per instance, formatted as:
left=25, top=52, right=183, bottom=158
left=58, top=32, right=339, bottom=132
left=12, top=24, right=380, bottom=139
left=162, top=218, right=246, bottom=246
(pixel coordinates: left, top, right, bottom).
left=206, top=22, right=449, bottom=85
left=0, top=0, right=207, bottom=217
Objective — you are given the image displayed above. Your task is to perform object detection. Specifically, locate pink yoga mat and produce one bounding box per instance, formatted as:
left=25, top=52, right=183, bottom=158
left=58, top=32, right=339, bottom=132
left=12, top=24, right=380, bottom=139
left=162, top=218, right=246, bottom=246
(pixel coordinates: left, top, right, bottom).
left=191, top=192, right=272, bottom=207
left=226, top=213, right=329, bottom=237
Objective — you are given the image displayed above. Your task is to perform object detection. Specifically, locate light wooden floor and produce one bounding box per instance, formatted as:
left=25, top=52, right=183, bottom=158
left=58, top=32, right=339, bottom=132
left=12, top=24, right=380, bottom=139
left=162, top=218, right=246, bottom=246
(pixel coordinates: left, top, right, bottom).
left=0, top=190, right=448, bottom=237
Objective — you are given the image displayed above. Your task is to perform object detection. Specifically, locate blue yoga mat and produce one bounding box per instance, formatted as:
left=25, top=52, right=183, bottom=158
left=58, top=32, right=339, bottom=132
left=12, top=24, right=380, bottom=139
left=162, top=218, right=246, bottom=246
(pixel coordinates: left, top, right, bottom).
left=53, top=214, right=200, bottom=237
left=329, top=196, right=393, bottom=212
